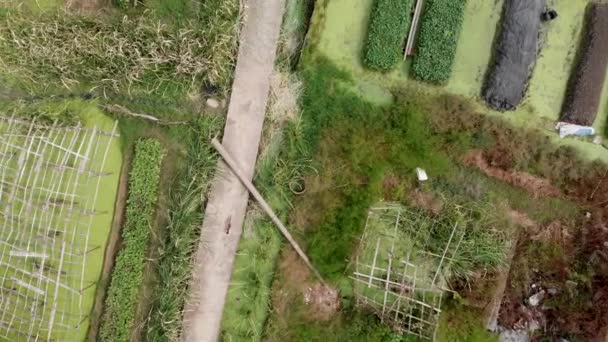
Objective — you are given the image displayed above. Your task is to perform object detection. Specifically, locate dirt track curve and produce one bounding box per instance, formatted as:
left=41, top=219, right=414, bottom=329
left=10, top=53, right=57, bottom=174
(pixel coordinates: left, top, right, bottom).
left=181, top=0, right=285, bottom=341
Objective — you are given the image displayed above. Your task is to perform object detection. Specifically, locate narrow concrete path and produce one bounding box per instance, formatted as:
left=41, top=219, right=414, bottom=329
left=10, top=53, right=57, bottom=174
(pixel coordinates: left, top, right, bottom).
left=181, top=1, right=285, bottom=341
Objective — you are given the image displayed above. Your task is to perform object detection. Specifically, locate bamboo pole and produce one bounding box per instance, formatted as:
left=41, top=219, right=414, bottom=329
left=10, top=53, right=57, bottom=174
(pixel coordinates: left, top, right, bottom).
left=211, top=138, right=327, bottom=285
left=404, top=0, right=424, bottom=58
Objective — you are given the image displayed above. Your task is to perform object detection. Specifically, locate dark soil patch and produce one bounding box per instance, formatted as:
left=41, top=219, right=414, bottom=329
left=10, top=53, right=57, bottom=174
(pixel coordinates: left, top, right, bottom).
left=483, top=0, right=545, bottom=111
left=561, top=3, right=608, bottom=126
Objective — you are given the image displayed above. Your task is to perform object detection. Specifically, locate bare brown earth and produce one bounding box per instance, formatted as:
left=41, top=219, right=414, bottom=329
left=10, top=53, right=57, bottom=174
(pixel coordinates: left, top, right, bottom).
left=463, top=150, right=562, bottom=198
left=561, top=3, right=608, bottom=125
left=182, top=1, right=286, bottom=341
left=408, top=189, right=444, bottom=214
left=273, top=249, right=339, bottom=323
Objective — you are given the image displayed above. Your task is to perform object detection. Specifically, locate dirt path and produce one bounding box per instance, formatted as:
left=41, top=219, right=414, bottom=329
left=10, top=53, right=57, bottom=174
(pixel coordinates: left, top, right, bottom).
left=181, top=1, right=285, bottom=341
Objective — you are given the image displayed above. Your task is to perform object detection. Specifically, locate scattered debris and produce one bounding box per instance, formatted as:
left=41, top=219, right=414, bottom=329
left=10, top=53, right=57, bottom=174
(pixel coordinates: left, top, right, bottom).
left=205, top=97, right=221, bottom=109
left=304, top=284, right=340, bottom=321
left=416, top=167, right=428, bottom=181
left=527, top=290, right=545, bottom=307
left=498, top=327, right=529, bottom=342
left=555, top=122, right=595, bottom=138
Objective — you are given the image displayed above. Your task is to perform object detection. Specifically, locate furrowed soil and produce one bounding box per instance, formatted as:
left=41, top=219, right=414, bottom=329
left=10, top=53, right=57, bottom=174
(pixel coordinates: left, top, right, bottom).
left=561, top=3, right=608, bottom=126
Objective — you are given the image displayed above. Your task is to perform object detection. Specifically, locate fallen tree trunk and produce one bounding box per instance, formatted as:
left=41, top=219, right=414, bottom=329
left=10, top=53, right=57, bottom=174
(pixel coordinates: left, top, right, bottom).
left=211, top=138, right=326, bottom=284
left=483, top=0, right=545, bottom=111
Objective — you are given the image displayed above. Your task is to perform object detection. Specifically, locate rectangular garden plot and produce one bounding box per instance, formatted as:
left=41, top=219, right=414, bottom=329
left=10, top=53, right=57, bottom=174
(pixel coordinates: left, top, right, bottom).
left=411, top=0, right=467, bottom=84
left=483, top=0, right=546, bottom=111
left=363, top=0, right=414, bottom=71
left=560, top=3, right=608, bottom=126
left=0, top=116, right=119, bottom=341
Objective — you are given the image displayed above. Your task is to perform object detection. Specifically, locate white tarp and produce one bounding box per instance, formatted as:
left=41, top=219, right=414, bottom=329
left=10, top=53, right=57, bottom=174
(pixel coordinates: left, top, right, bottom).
left=555, top=122, right=595, bottom=138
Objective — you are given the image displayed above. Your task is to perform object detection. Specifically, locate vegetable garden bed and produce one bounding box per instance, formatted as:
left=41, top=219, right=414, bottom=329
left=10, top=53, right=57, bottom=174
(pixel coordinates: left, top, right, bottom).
left=100, top=139, right=165, bottom=342
left=411, top=0, right=467, bottom=84
left=560, top=3, right=608, bottom=126
left=482, top=0, right=546, bottom=111
left=363, top=0, right=413, bottom=71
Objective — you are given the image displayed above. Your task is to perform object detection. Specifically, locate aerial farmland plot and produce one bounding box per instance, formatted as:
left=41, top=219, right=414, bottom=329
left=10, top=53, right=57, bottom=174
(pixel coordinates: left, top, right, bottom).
left=222, top=0, right=608, bottom=341
left=0, top=110, right=121, bottom=341
left=1, top=0, right=608, bottom=341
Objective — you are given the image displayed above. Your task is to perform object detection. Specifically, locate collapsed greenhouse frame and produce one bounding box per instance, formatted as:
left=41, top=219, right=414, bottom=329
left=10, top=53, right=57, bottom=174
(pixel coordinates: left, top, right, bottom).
left=0, top=116, right=118, bottom=341
left=353, top=203, right=468, bottom=340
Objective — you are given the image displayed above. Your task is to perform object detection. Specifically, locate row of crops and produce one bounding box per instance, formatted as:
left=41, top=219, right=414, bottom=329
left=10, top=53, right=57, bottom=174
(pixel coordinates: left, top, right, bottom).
left=363, top=0, right=608, bottom=128
left=100, top=139, right=166, bottom=342
left=363, top=0, right=467, bottom=84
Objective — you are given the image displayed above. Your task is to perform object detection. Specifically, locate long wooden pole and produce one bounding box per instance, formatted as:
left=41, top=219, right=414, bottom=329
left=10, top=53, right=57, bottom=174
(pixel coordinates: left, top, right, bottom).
left=211, top=138, right=327, bottom=285
left=404, top=0, right=424, bottom=58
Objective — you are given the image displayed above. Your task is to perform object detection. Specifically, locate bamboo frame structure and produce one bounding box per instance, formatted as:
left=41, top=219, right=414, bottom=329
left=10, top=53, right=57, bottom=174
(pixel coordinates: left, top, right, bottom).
left=0, top=116, right=118, bottom=341
left=353, top=203, right=467, bottom=340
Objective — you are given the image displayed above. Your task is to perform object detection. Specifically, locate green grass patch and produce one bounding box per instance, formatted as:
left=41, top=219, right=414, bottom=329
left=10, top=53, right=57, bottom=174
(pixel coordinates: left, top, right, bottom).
left=144, top=117, right=224, bottom=342
left=256, top=56, right=585, bottom=340
left=363, top=0, right=413, bottom=71
left=411, top=0, right=467, bottom=84
left=100, top=138, right=165, bottom=342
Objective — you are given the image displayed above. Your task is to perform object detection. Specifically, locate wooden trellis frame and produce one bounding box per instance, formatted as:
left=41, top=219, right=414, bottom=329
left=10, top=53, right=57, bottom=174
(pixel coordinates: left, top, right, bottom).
left=0, top=116, right=118, bottom=341
left=353, top=203, right=466, bottom=340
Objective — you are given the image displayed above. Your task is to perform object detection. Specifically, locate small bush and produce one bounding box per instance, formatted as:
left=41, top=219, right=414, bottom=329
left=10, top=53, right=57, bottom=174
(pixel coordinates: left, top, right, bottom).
left=411, top=0, right=467, bottom=84
left=363, top=0, right=414, bottom=71
left=100, top=139, right=165, bottom=342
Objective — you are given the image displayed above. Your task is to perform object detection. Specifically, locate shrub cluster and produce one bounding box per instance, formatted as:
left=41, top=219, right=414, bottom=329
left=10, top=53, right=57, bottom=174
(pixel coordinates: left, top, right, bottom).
left=363, top=0, right=413, bottom=71
left=411, top=0, right=467, bottom=84
left=100, top=139, right=165, bottom=342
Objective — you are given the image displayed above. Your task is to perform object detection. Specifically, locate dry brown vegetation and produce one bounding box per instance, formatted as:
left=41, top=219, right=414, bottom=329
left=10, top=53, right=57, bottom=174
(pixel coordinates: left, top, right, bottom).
left=0, top=9, right=239, bottom=95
